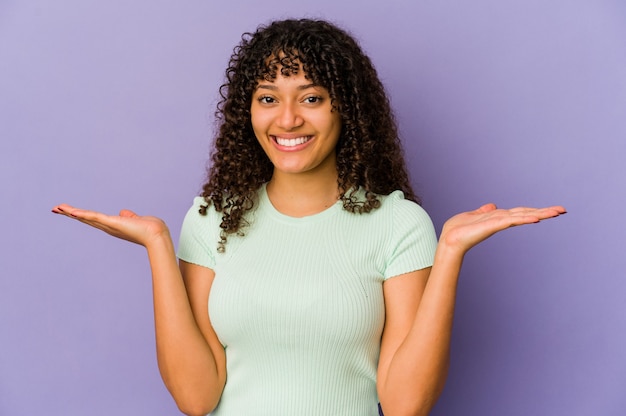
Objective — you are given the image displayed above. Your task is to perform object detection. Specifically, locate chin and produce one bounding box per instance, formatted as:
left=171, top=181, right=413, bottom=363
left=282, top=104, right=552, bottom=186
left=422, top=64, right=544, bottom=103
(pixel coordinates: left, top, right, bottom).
left=272, top=160, right=312, bottom=174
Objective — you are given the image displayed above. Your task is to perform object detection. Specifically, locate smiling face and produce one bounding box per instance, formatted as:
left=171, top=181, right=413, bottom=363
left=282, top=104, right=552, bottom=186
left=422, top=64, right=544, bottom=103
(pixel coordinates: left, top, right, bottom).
left=250, top=70, right=342, bottom=179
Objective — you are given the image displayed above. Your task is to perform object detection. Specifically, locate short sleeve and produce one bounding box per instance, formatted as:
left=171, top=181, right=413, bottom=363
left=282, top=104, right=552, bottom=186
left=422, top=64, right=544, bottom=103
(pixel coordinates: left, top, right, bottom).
left=176, top=197, right=218, bottom=269
left=384, top=192, right=438, bottom=280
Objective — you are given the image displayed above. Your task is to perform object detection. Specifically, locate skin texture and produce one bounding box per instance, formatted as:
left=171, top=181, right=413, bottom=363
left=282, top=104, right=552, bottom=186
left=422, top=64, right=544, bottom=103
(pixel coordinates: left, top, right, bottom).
left=51, top=77, right=567, bottom=415
left=50, top=206, right=226, bottom=415
left=51, top=19, right=567, bottom=416
left=251, top=72, right=343, bottom=216
left=200, top=19, right=418, bottom=250
left=376, top=203, right=566, bottom=415
left=51, top=202, right=565, bottom=416
left=251, top=73, right=341, bottom=178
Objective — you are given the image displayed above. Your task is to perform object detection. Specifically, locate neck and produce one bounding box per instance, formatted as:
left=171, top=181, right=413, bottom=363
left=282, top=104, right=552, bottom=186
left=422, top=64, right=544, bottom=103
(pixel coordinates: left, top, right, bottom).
left=266, top=169, right=340, bottom=217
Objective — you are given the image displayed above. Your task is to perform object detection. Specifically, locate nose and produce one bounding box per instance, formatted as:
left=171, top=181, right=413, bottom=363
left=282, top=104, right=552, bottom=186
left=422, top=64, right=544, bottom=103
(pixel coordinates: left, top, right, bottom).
left=276, top=102, right=304, bottom=130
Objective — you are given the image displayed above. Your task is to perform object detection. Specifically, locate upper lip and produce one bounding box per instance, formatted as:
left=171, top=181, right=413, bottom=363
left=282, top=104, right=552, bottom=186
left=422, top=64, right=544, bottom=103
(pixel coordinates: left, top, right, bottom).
left=271, top=134, right=312, bottom=140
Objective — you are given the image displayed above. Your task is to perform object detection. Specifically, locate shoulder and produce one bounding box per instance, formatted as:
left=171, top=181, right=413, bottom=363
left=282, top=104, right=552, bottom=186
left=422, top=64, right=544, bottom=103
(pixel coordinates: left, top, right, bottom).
left=340, top=189, right=437, bottom=246
left=340, top=189, right=433, bottom=228
left=376, top=191, right=433, bottom=226
left=177, top=197, right=222, bottom=268
left=185, top=196, right=220, bottom=221
left=377, top=191, right=438, bottom=278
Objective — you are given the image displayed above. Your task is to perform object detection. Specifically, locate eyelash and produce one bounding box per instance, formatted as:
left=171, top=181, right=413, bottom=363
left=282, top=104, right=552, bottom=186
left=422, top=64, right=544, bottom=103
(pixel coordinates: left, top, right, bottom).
left=256, top=95, right=324, bottom=104
left=303, top=96, right=323, bottom=104
left=257, top=96, right=275, bottom=104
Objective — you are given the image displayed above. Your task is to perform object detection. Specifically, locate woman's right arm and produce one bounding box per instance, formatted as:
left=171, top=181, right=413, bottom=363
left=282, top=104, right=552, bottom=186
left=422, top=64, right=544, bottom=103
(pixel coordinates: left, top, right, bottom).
left=149, top=236, right=226, bottom=416
left=52, top=205, right=226, bottom=416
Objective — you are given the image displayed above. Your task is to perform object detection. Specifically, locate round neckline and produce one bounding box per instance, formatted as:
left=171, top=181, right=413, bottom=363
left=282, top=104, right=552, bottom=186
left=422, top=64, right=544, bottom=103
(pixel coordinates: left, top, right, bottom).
left=259, top=183, right=342, bottom=224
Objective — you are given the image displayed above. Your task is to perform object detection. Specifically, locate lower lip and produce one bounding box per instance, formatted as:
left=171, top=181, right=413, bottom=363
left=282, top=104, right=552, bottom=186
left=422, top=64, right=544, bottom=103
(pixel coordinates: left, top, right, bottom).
left=272, top=136, right=314, bottom=152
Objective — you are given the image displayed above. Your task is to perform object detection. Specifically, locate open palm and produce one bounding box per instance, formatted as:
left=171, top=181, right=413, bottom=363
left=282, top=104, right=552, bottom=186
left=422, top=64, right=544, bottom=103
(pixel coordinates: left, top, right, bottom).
left=440, top=203, right=566, bottom=255
left=51, top=204, right=170, bottom=247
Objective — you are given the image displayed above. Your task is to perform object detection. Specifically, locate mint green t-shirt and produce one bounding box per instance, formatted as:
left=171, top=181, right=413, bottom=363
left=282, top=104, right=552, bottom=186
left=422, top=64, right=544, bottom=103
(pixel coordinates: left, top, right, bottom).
left=177, top=185, right=437, bottom=415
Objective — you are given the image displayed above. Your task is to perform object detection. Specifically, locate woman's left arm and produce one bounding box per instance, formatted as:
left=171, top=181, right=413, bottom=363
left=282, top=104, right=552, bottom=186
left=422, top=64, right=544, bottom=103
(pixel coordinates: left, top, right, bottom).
left=377, top=204, right=566, bottom=416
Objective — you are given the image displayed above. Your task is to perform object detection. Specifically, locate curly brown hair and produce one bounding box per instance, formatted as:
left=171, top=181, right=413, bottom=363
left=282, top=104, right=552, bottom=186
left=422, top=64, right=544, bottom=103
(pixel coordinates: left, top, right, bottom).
left=200, top=18, right=419, bottom=251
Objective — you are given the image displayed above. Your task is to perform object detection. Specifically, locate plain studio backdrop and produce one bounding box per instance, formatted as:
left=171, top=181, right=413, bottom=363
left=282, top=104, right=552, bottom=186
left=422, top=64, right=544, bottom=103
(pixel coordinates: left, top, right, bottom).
left=1, top=1, right=624, bottom=415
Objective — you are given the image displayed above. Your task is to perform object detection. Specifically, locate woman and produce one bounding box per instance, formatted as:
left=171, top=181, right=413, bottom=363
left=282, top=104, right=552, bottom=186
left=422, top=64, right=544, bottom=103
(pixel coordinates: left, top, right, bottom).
left=52, top=19, right=565, bottom=416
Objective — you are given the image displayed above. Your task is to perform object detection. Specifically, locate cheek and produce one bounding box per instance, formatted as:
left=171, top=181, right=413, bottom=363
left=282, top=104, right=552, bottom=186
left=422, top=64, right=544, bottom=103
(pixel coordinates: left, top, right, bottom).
left=250, top=106, right=273, bottom=130
left=313, top=111, right=340, bottom=132
left=329, top=115, right=342, bottom=140
left=250, top=114, right=267, bottom=138
left=250, top=103, right=265, bottom=127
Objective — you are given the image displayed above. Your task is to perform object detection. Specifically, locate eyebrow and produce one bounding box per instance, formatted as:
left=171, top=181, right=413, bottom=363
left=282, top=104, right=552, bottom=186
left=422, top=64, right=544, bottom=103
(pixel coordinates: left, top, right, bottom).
left=256, top=83, right=318, bottom=91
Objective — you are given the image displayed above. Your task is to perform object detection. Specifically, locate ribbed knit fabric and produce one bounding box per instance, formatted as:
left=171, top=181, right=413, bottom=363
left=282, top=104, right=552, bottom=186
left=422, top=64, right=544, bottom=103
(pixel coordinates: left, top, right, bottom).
left=177, top=185, right=438, bottom=415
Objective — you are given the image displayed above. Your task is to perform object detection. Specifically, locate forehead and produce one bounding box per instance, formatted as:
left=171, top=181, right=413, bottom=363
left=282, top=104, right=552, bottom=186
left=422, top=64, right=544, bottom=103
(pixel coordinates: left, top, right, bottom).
left=257, top=69, right=309, bottom=84
left=253, top=76, right=326, bottom=98
left=260, top=51, right=303, bottom=78
left=255, top=59, right=318, bottom=89
left=253, top=51, right=330, bottom=93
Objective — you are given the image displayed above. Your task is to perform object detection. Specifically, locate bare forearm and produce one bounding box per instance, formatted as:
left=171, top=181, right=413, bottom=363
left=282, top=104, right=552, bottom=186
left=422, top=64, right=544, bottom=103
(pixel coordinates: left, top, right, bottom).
left=380, top=245, right=464, bottom=416
left=380, top=204, right=566, bottom=415
left=146, top=235, right=222, bottom=414
left=50, top=204, right=223, bottom=413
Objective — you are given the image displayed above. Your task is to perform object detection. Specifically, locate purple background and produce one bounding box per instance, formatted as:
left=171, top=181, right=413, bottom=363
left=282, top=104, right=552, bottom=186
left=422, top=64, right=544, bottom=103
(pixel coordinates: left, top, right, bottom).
left=1, top=1, right=625, bottom=415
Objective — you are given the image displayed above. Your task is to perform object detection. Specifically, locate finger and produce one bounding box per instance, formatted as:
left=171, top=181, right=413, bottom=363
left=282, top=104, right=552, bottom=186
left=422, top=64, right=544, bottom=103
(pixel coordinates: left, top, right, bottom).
left=509, top=206, right=566, bottom=220
left=53, top=205, right=114, bottom=230
left=476, top=203, right=497, bottom=213
left=52, top=203, right=76, bottom=214
left=496, top=208, right=565, bottom=229
left=62, top=207, right=101, bottom=221
left=52, top=204, right=82, bottom=218
left=543, top=205, right=567, bottom=215
left=119, top=209, right=138, bottom=218
left=534, top=206, right=566, bottom=218
left=67, top=213, right=130, bottom=238
left=52, top=204, right=103, bottom=220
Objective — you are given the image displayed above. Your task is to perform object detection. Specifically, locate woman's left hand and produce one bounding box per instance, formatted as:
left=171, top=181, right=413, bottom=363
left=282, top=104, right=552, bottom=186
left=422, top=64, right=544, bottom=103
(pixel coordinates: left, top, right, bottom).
left=439, top=203, right=566, bottom=256
left=51, top=203, right=170, bottom=248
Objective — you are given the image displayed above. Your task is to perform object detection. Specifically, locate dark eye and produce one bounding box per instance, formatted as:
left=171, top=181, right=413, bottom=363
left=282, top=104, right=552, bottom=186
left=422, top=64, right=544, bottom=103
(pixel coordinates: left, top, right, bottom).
left=303, top=96, right=323, bottom=104
left=258, top=96, right=275, bottom=104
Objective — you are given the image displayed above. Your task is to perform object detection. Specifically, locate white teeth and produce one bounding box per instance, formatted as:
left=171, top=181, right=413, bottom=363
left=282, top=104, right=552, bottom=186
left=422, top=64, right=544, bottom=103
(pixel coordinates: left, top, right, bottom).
left=275, top=136, right=311, bottom=147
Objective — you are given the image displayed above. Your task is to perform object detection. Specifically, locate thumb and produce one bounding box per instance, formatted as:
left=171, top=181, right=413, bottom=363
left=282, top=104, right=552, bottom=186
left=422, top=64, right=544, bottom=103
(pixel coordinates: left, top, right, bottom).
left=119, top=209, right=138, bottom=218
left=476, top=203, right=497, bottom=213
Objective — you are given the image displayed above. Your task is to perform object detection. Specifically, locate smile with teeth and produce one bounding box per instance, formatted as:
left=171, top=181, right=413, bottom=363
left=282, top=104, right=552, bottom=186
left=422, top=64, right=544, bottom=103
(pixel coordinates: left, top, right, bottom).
left=273, top=135, right=313, bottom=147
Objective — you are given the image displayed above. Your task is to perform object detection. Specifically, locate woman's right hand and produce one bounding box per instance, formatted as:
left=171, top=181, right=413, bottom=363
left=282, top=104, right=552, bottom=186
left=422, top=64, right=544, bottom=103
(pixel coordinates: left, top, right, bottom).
left=51, top=204, right=170, bottom=248
left=438, top=203, right=566, bottom=258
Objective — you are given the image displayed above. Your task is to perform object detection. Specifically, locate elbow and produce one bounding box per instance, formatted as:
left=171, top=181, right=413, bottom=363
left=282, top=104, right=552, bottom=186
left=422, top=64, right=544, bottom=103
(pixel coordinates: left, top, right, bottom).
left=176, top=399, right=216, bottom=416
left=170, top=386, right=220, bottom=416
left=378, top=362, right=449, bottom=415
left=381, top=403, right=432, bottom=416
left=161, top=371, right=224, bottom=416
left=379, top=385, right=445, bottom=416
